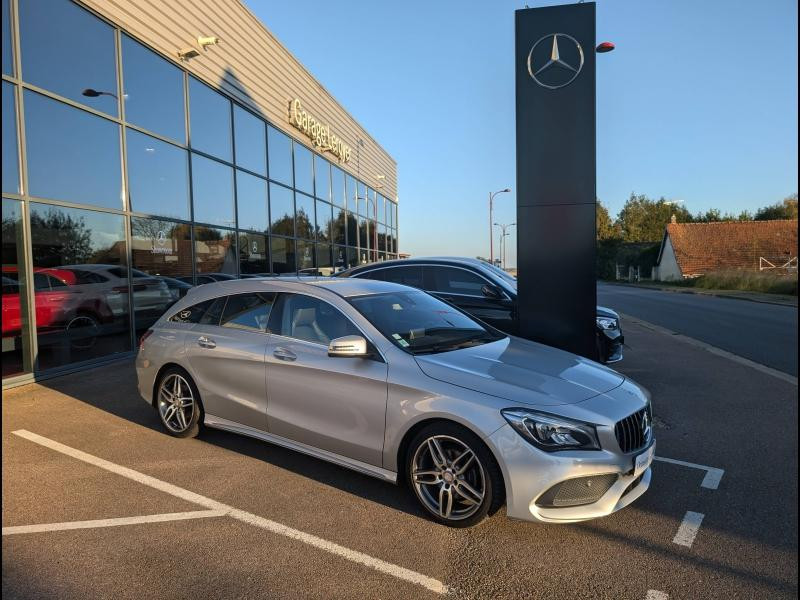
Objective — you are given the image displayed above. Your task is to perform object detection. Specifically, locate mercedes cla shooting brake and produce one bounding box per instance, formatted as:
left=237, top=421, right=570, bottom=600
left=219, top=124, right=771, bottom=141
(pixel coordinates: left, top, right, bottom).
left=136, top=277, right=654, bottom=527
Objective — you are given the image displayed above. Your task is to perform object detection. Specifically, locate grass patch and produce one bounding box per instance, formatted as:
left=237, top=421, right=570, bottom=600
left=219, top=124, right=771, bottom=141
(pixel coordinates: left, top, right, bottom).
left=671, top=270, right=798, bottom=296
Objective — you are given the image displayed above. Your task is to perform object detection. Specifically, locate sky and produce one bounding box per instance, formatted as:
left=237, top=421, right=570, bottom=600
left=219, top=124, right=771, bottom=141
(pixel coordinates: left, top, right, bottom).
left=246, top=0, right=798, bottom=268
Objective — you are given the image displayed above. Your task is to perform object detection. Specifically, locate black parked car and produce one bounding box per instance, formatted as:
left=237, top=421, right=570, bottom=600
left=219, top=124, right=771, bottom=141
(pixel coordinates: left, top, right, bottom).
left=337, top=257, right=623, bottom=364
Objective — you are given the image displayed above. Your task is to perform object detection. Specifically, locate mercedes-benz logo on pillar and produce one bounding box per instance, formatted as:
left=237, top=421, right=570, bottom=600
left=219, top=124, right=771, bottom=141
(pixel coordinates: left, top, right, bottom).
left=527, top=33, right=584, bottom=90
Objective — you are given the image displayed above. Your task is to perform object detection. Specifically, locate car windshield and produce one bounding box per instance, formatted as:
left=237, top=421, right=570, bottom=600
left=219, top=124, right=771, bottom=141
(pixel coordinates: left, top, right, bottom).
left=349, top=290, right=505, bottom=355
left=483, top=263, right=517, bottom=285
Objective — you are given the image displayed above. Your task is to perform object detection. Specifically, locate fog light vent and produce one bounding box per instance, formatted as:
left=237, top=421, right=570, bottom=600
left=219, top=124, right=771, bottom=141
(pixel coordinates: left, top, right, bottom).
left=535, top=474, right=618, bottom=508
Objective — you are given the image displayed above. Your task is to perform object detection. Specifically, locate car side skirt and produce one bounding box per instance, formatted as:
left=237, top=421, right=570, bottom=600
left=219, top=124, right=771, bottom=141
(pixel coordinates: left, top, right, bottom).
left=204, top=414, right=398, bottom=484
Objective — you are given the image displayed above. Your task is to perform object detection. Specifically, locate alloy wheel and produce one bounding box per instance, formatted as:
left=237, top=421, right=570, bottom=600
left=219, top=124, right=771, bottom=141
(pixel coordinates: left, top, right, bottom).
left=411, top=435, right=486, bottom=521
left=157, top=373, right=196, bottom=434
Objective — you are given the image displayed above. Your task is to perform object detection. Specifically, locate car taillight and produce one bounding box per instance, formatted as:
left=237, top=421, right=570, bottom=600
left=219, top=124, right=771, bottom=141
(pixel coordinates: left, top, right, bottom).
left=139, top=329, right=154, bottom=350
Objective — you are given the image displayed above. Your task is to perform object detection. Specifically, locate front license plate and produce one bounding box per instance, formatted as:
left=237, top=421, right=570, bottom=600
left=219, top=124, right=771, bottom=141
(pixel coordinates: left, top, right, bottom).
left=634, top=442, right=655, bottom=477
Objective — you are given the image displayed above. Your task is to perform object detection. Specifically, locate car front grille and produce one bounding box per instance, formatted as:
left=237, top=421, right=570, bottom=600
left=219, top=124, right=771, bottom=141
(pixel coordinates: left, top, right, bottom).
left=615, top=405, right=652, bottom=454
left=535, top=474, right=618, bottom=508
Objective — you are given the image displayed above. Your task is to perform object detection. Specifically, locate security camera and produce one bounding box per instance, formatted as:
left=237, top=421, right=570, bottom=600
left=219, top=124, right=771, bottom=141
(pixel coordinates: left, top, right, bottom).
left=197, top=36, right=221, bottom=49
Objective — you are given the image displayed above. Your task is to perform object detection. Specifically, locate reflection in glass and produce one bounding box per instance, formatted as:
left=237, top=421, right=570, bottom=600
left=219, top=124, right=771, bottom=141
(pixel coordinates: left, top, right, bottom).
left=386, top=199, right=393, bottom=229
left=239, top=231, right=269, bottom=275
left=271, top=236, right=295, bottom=274
left=293, top=143, right=314, bottom=196
left=331, top=204, right=346, bottom=246
left=130, top=217, right=192, bottom=309
left=2, top=198, right=32, bottom=378
left=29, top=203, right=132, bottom=371
left=345, top=174, right=357, bottom=215
left=189, top=76, right=232, bottom=161
left=234, top=105, right=266, bottom=176
left=378, top=224, right=387, bottom=252
left=295, top=193, right=315, bottom=240
left=367, top=188, right=376, bottom=221
left=191, top=154, right=234, bottom=227
left=314, top=154, right=331, bottom=200
left=267, top=126, right=292, bottom=186
left=236, top=170, right=268, bottom=233
left=316, top=243, right=332, bottom=275
left=347, top=246, right=358, bottom=269
left=19, top=0, right=117, bottom=116
left=357, top=182, right=366, bottom=217
left=358, top=217, right=368, bottom=249
left=333, top=246, right=347, bottom=271
left=378, top=195, right=386, bottom=224
left=315, top=200, right=332, bottom=243
left=127, top=129, right=189, bottom=219
left=346, top=211, right=357, bottom=249
left=296, top=240, right=314, bottom=272
left=2, top=82, right=19, bottom=194
left=24, top=90, right=122, bottom=209
left=331, top=165, right=345, bottom=207
left=122, top=35, right=185, bottom=143
left=2, top=0, right=12, bottom=75
left=194, top=225, right=237, bottom=275
left=269, top=183, right=294, bottom=237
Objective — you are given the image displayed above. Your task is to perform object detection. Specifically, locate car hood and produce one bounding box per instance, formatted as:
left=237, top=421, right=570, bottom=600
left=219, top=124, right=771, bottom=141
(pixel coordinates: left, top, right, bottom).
left=414, top=336, right=625, bottom=406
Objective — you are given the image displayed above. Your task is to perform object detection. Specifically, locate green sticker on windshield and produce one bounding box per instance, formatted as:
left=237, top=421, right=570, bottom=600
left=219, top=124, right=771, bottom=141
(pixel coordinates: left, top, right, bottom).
left=398, top=339, right=410, bottom=347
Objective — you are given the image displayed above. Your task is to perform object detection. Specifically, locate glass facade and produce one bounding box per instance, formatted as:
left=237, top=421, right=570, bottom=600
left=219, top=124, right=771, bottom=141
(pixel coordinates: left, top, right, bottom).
left=0, top=0, right=398, bottom=383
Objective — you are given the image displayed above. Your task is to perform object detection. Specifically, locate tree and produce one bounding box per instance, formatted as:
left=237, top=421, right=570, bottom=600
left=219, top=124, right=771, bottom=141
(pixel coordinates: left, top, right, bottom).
left=755, top=194, right=798, bottom=220
left=29, top=208, right=93, bottom=265
left=616, top=193, right=693, bottom=242
left=596, top=200, right=619, bottom=240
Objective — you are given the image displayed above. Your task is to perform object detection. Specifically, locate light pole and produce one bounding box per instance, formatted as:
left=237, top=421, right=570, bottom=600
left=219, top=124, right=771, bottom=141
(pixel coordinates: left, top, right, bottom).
left=494, top=222, right=516, bottom=269
left=488, top=188, right=511, bottom=265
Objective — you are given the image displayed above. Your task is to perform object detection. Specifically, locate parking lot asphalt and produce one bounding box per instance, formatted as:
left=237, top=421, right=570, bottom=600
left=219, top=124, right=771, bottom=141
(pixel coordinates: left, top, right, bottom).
left=3, top=319, right=798, bottom=600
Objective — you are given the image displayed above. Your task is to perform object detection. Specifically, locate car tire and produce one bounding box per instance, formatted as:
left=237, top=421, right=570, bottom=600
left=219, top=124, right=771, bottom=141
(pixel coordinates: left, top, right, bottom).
left=66, top=312, right=100, bottom=350
left=155, top=366, right=203, bottom=438
left=406, top=422, right=504, bottom=528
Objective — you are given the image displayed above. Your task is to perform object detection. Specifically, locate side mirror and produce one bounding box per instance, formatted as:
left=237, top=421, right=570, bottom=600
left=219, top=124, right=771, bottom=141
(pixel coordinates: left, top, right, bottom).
left=481, top=284, right=502, bottom=299
left=328, top=335, right=368, bottom=358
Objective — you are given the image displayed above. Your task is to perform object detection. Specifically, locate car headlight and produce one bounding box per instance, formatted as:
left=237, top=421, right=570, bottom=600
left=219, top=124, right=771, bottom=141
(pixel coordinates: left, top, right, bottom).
left=596, top=316, right=618, bottom=330
left=501, top=408, right=601, bottom=451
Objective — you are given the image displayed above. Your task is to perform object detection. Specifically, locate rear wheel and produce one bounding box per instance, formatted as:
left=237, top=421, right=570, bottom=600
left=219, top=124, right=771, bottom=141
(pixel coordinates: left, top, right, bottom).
left=156, top=367, right=202, bottom=438
left=406, top=422, right=504, bottom=528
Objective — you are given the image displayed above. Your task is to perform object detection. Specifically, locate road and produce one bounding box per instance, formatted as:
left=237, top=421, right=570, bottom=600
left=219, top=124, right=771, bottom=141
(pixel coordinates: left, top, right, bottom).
left=3, top=319, right=797, bottom=599
left=598, top=282, right=799, bottom=376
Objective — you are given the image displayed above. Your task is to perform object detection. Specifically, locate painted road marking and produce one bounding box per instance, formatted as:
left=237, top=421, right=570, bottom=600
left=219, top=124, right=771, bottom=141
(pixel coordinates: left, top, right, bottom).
left=619, top=313, right=797, bottom=386
left=11, top=430, right=448, bottom=596
left=654, top=456, right=725, bottom=489
left=646, top=591, right=669, bottom=600
left=2, top=510, right=226, bottom=535
left=672, top=511, right=705, bottom=547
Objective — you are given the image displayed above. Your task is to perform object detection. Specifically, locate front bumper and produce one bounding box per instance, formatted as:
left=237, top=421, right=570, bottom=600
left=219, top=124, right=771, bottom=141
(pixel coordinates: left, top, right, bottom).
left=488, top=424, right=652, bottom=523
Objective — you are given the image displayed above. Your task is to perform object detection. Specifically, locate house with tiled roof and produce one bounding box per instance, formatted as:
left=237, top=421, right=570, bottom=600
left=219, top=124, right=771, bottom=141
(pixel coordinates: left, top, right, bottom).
left=653, top=218, right=798, bottom=281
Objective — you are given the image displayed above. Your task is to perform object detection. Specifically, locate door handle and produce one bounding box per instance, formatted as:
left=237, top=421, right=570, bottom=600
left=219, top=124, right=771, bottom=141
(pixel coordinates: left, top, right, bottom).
left=197, top=336, right=216, bottom=349
left=273, top=347, right=296, bottom=362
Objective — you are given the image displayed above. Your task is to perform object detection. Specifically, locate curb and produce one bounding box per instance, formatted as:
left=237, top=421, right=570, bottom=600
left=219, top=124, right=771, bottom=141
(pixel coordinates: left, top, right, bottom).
left=603, top=281, right=798, bottom=308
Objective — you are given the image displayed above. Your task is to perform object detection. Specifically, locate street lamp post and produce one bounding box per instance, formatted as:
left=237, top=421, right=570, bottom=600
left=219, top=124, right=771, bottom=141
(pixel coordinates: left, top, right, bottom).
left=494, top=222, right=516, bottom=269
left=488, top=188, right=511, bottom=265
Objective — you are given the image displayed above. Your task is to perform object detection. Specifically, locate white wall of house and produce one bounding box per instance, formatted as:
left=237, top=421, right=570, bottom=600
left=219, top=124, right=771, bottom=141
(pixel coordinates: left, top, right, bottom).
left=655, top=236, right=683, bottom=281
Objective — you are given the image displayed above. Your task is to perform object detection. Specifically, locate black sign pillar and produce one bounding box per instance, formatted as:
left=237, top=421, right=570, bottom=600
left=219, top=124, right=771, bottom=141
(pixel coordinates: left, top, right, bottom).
left=515, top=2, right=597, bottom=360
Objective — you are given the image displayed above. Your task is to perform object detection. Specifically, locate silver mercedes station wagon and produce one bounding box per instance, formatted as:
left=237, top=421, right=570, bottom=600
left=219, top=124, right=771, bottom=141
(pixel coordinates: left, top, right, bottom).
left=136, top=277, right=654, bottom=527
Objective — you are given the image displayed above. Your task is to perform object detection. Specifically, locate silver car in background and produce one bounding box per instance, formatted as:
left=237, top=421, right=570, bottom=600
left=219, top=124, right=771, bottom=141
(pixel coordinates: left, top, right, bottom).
left=136, top=277, right=654, bottom=527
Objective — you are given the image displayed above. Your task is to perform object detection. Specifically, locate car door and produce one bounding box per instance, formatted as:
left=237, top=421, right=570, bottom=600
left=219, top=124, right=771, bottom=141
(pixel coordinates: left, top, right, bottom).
left=424, top=266, right=517, bottom=334
left=184, top=292, right=275, bottom=429
left=265, top=292, right=388, bottom=467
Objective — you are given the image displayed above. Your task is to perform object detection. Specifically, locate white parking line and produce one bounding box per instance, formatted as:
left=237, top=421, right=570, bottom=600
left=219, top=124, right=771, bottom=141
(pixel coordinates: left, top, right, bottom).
left=11, top=430, right=448, bottom=596
left=2, top=510, right=226, bottom=535
left=672, top=511, right=704, bottom=547
left=646, top=590, right=668, bottom=600
left=654, top=456, right=725, bottom=489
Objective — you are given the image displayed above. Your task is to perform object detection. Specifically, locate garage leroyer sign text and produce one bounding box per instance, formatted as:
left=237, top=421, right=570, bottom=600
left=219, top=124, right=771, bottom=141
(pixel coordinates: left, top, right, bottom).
left=290, top=99, right=352, bottom=163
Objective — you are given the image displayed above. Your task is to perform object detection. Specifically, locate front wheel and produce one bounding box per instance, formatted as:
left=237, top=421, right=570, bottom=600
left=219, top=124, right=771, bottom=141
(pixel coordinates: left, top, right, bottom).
left=406, top=422, right=504, bottom=528
left=156, top=367, right=202, bottom=438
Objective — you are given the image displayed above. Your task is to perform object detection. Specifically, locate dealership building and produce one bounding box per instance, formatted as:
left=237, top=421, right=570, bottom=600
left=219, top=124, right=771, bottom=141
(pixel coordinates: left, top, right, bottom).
left=1, top=0, right=399, bottom=386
